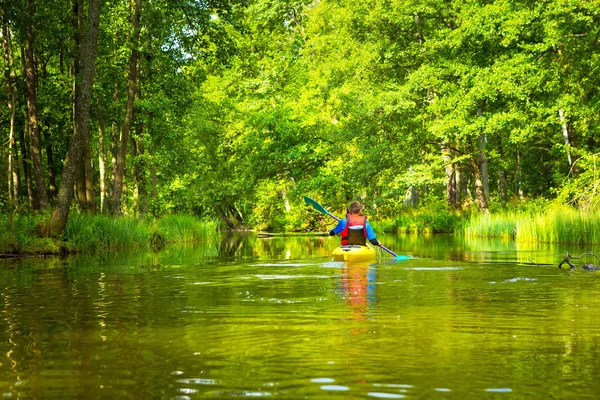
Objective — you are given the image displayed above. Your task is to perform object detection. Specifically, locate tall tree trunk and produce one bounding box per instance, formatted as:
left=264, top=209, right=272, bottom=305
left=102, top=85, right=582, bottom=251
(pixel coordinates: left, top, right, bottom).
left=80, top=0, right=95, bottom=213
left=84, top=134, right=95, bottom=211
left=131, top=123, right=147, bottom=217
left=499, top=170, right=507, bottom=206
left=51, top=0, right=102, bottom=235
left=150, top=146, right=158, bottom=217
left=133, top=77, right=148, bottom=218
left=45, top=132, right=57, bottom=202
left=40, top=57, right=56, bottom=203
left=498, top=143, right=508, bottom=206
left=441, top=141, right=461, bottom=209
left=2, top=15, right=20, bottom=204
left=20, top=116, right=35, bottom=209
left=110, top=0, right=141, bottom=215
left=72, top=0, right=89, bottom=211
left=477, top=108, right=490, bottom=205
left=97, top=94, right=108, bottom=214
left=19, top=44, right=36, bottom=209
left=558, top=108, right=579, bottom=175
left=469, top=155, right=489, bottom=213
left=24, top=0, right=49, bottom=210
left=516, top=147, right=523, bottom=199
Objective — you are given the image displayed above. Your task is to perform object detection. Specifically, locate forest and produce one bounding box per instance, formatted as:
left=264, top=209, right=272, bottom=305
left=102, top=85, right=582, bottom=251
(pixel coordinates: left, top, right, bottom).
left=1, top=0, right=600, bottom=249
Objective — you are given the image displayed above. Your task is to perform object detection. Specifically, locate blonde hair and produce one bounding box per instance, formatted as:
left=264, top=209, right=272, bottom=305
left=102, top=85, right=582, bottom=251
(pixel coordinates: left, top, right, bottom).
left=348, top=201, right=363, bottom=215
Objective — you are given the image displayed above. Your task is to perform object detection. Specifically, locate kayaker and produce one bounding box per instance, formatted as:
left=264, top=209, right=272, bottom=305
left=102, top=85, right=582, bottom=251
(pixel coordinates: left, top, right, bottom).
left=329, top=201, right=381, bottom=247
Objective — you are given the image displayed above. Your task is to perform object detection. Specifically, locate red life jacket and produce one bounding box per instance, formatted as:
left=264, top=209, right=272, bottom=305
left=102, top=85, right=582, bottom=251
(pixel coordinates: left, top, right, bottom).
left=341, top=213, right=368, bottom=246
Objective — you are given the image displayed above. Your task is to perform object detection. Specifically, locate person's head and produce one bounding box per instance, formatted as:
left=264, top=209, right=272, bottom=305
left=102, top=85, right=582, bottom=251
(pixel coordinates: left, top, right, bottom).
left=348, top=201, right=363, bottom=215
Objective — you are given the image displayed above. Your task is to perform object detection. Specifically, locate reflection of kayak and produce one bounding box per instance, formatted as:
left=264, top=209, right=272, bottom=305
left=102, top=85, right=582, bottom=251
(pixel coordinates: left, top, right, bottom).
left=331, top=245, right=376, bottom=262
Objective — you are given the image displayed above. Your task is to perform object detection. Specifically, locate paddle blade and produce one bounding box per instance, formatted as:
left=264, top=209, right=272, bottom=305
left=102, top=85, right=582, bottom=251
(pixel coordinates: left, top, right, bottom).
left=303, top=196, right=329, bottom=215
left=395, top=255, right=411, bottom=261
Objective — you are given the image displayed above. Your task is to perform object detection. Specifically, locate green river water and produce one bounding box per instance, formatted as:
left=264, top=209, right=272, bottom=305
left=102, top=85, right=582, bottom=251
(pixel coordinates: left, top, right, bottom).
left=1, top=233, right=600, bottom=399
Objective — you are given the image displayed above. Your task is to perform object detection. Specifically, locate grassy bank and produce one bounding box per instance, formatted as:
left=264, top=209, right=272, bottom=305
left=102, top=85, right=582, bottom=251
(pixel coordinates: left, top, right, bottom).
left=0, top=213, right=221, bottom=255
left=4, top=204, right=598, bottom=255
left=460, top=206, right=600, bottom=244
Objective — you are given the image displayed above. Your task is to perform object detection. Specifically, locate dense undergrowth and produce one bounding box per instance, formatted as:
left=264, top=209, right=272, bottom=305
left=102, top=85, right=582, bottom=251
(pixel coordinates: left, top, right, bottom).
left=0, top=213, right=221, bottom=255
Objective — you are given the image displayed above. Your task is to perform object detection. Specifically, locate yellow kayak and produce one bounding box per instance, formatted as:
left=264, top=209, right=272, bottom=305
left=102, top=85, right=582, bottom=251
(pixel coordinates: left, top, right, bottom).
left=331, top=245, right=376, bottom=262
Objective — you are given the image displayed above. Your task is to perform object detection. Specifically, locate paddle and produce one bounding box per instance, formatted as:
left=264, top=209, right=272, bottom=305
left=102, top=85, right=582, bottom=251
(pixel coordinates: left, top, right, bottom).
left=303, top=196, right=340, bottom=222
left=303, top=196, right=409, bottom=261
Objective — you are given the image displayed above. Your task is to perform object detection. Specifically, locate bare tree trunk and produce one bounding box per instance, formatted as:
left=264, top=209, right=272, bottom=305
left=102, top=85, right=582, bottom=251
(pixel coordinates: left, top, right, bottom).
left=477, top=108, right=490, bottom=205
left=39, top=59, right=57, bottom=204
left=51, top=0, right=102, bottom=235
left=131, top=129, right=148, bottom=218
left=558, top=108, right=579, bottom=176
left=19, top=44, right=36, bottom=209
left=516, top=148, right=523, bottom=199
left=97, top=94, right=108, bottom=214
left=20, top=114, right=35, bottom=208
left=131, top=77, right=147, bottom=218
left=498, top=143, right=508, bottom=206
left=25, top=0, right=49, bottom=210
left=72, top=0, right=90, bottom=211
left=80, top=0, right=94, bottom=212
left=110, top=0, right=141, bottom=215
left=45, top=132, right=57, bottom=202
left=2, top=15, right=19, bottom=204
left=84, top=135, right=95, bottom=211
left=441, top=141, right=460, bottom=209
left=150, top=146, right=158, bottom=217
left=499, top=170, right=507, bottom=206
left=469, top=155, right=489, bottom=213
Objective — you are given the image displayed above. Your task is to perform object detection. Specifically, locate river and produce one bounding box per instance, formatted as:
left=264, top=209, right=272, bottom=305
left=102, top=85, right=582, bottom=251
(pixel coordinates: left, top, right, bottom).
left=0, top=233, right=599, bottom=399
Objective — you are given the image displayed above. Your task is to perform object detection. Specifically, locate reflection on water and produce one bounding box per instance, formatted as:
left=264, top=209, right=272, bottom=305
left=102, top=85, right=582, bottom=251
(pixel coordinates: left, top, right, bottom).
left=0, top=233, right=600, bottom=398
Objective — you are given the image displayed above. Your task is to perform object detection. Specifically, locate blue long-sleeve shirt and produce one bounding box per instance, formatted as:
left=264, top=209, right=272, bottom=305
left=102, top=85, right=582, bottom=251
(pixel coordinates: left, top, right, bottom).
left=331, top=219, right=377, bottom=240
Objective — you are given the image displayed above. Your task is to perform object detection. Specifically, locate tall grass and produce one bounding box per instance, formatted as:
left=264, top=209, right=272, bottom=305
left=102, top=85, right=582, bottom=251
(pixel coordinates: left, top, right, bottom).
left=461, top=207, right=600, bottom=244
left=0, top=213, right=60, bottom=254
left=0, top=213, right=222, bottom=254
left=64, top=214, right=153, bottom=252
left=156, top=214, right=219, bottom=243
left=64, top=214, right=221, bottom=252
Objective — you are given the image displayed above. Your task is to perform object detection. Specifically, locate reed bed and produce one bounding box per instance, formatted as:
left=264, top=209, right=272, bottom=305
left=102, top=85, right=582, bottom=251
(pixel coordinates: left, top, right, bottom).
left=0, top=213, right=60, bottom=254
left=64, top=214, right=153, bottom=252
left=0, top=213, right=221, bottom=255
left=461, top=207, right=600, bottom=244
left=156, top=214, right=219, bottom=243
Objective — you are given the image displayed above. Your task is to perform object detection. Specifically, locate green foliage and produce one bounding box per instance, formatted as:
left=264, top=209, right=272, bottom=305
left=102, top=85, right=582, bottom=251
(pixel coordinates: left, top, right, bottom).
left=0, top=213, right=61, bottom=254
left=371, top=206, right=463, bottom=234
left=2, top=0, right=600, bottom=238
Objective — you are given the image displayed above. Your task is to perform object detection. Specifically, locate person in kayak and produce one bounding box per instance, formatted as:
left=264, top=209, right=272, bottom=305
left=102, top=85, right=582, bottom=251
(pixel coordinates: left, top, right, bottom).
left=329, top=201, right=381, bottom=247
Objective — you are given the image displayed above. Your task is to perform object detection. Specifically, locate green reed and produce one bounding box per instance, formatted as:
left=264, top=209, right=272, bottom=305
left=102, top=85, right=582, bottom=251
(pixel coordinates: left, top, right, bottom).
left=461, top=207, right=600, bottom=244
left=156, top=214, right=220, bottom=243
left=0, top=213, right=222, bottom=255
left=0, top=213, right=60, bottom=254
left=64, top=214, right=153, bottom=252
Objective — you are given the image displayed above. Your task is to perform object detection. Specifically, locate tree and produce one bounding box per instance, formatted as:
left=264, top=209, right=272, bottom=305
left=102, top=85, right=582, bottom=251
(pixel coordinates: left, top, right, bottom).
left=51, top=0, right=101, bottom=235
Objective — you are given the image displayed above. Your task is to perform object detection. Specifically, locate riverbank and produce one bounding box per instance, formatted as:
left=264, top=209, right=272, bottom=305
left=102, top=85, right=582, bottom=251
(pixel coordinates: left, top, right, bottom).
left=0, top=213, right=221, bottom=255
left=3, top=205, right=600, bottom=256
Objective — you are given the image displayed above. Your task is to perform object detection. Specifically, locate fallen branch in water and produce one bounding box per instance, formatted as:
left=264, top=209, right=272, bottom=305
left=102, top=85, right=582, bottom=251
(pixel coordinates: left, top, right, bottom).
left=559, top=251, right=600, bottom=270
